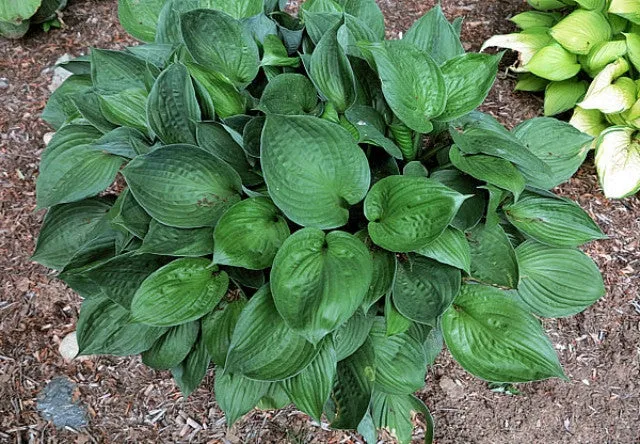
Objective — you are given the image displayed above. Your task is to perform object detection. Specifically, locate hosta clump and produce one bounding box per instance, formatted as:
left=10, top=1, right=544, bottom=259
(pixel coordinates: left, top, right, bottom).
left=34, top=0, right=606, bottom=441
left=484, top=0, right=640, bottom=198
left=0, top=0, right=66, bottom=38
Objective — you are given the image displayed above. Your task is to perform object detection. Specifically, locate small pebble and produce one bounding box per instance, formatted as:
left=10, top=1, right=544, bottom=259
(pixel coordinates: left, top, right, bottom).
left=0, top=77, right=8, bottom=89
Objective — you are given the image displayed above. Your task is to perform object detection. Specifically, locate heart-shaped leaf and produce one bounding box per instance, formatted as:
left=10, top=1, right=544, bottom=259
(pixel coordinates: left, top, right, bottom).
left=131, top=258, right=229, bottom=327
left=261, top=115, right=370, bottom=229
left=270, top=228, right=373, bottom=344
left=259, top=73, right=319, bottom=115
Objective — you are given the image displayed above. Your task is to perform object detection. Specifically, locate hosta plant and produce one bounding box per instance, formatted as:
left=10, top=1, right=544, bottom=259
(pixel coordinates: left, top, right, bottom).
left=34, top=0, right=606, bottom=442
left=484, top=0, right=640, bottom=198
left=0, top=0, right=66, bottom=38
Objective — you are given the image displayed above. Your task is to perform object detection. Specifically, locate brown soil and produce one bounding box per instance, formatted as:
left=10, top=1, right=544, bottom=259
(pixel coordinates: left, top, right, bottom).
left=1, top=1, right=639, bottom=443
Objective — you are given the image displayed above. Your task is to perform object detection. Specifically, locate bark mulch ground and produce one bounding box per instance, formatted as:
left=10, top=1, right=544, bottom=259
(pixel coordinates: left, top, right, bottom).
left=1, top=1, right=638, bottom=443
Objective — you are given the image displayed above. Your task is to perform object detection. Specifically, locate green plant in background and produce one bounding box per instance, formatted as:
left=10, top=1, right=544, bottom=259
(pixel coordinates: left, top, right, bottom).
left=484, top=0, right=640, bottom=198
left=0, top=0, right=66, bottom=38
left=34, top=0, right=607, bottom=442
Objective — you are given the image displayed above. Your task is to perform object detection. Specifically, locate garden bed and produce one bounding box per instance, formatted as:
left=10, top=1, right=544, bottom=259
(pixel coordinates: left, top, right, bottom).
left=0, top=0, right=638, bottom=442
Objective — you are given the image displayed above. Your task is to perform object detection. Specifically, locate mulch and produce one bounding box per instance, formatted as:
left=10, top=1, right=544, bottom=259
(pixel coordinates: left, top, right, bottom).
left=0, top=1, right=638, bottom=443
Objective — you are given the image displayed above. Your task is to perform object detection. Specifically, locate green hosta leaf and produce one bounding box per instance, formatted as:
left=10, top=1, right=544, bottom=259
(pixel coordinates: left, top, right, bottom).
left=42, top=75, right=93, bottom=130
left=393, top=256, right=461, bottom=325
left=625, top=32, right=640, bottom=72
left=364, top=175, right=465, bottom=252
left=0, top=19, right=30, bottom=39
left=196, top=122, right=262, bottom=186
left=302, top=0, right=343, bottom=13
left=244, top=13, right=279, bottom=46
left=32, top=198, right=113, bottom=270
left=77, top=294, right=167, bottom=356
left=360, top=40, right=446, bottom=133
left=147, top=63, right=200, bottom=145
left=214, top=370, right=270, bottom=426
left=225, top=285, right=320, bottom=381
left=516, top=240, right=605, bottom=318
left=201, top=299, right=246, bottom=366
left=72, top=91, right=117, bottom=134
left=370, top=318, right=430, bottom=394
left=430, top=168, right=486, bottom=231
left=424, top=326, right=444, bottom=366
left=131, top=258, right=229, bottom=327
left=79, top=252, right=165, bottom=308
left=142, top=321, right=200, bottom=370
left=91, top=49, right=148, bottom=94
left=338, top=0, right=385, bottom=39
left=467, top=223, right=519, bottom=288
left=449, top=145, right=525, bottom=199
left=371, top=392, right=434, bottom=444
left=139, top=219, right=214, bottom=257
left=309, top=27, right=356, bottom=113
left=550, top=10, right=612, bottom=55
left=437, top=53, right=501, bottom=122
left=122, top=144, right=242, bottom=228
left=0, top=0, right=40, bottom=22
left=345, top=106, right=403, bottom=159
left=283, top=339, right=337, bottom=421
left=261, top=34, right=300, bottom=67
left=404, top=4, right=464, bottom=64
left=261, top=115, right=370, bottom=229
left=337, top=14, right=381, bottom=59
left=543, top=79, right=588, bottom=117
left=510, top=11, right=561, bottom=29
left=186, top=62, right=247, bottom=118
left=385, top=293, right=412, bottom=336
left=171, top=336, right=210, bottom=396
left=527, top=44, right=581, bottom=81
left=118, top=0, right=165, bottom=42
left=357, top=411, right=377, bottom=444
left=259, top=73, right=318, bottom=115
left=333, top=310, right=376, bottom=361
left=415, top=227, right=471, bottom=273
left=609, top=0, right=640, bottom=24
left=403, top=161, right=429, bottom=177
left=127, top=43, right=175, bottom=68
left=442, top=284, right=565, bottom=382
left=109, top=189, right=151, bottom=239
left=504, top=192, right=605, bottom=247
left=98, top=88, right=149, bottom=133
left=512, top=117, right=592, bottom=189
left=213, top=197, right=290, bottom=270
left=181, top=9, right=259, bottom=87
left=209, top=0, right=262, bottom=18
left=356, top=232, right=396, bottom=311
left=301, top=10, right=342, bottom=45
left=330, top=339, right=376, bottom=429
left=270, top=228, right=373, bottom=344
left=594, top=126, right=640, bottom=198
left=226, top=267, right=265, bottom=289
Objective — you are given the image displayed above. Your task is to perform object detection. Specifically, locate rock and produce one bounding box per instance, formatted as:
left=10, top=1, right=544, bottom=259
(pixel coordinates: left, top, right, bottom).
left=59, top=331, right=79, bottom=362
left=43, top=132, right=55, bottom=146
left=0, top=78, right=8, bottom=89
left=48, top=54, right=73, bottom=92
left=37, top=377, right=89, bottom=429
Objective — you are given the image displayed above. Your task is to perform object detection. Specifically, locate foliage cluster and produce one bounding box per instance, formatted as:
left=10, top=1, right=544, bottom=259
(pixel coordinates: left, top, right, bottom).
left=0, top=0, right=65, bottom=38
left=34, top=0, right=606, bottom=441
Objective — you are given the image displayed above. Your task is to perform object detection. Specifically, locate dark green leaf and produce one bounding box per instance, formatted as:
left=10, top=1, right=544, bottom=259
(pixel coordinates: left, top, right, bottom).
left=171, top=336, right=211, bottom=396
left=201, top=299, right=246, bottom=366
left=384, top=292, right=412, bottom=336
left=467, top=223, right=519, bottom=288
left=142, top=321, right=200, bottom=370
left=98, top=88, right=149, bottom=133
left=333, top=309, right=376, bottom=361
left=139, top=219, right=214, bottom=257
left=186, top=62, right=247, bottom=118
left=404, top=4, right=465, bottom=64
left=118, top=0, right=165, bottom=42
left=214, top=370, right=270, bottom=426
left=345, top=106, right=403, bottom=159
left=355, top=231, right=396, bottom=311
left=260, top=73, right=319, bottom=116
left=91, top=49, right=148, bottom=94
left=109, top=189, right=151, bottom=239
left=415, top=227, right=471, bottom=273
left=371, top=392, right=433, bottom=444
left=42, top=75, right=93, bottom=129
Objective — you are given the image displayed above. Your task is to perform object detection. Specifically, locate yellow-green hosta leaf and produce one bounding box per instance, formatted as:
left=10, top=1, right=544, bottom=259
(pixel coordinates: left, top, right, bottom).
left=578, top=58, right=631, bottom=114
left=624, top=32, right=640, bottom=72
left=515, top=73, right=549, bottom=92
left=359, top=40, right=446, bottom=133
left=118, top=0, right=165, bottom=42
left=504, top=191, right=606, bottom=247
left=481, top=27, right=553, bottom=71
left=544, top=79, right=588, bottom=116
left=0, top=0, right=41, bottom=22
left=213, top=197, right=290, bottom=270
left=364, top=175, right=466, bottom=252
left=515, top=240, right=605, bottom=318
left=180, top=9, right=260, bottom=87
left=581, top=40, right=627, bottom=76
left=442, top=284, right=566, bottom=382
left=594, top=126, right=640, bottom=197
left=527, top=0, right=566, bottom=10
left=131, top=258, right=229, bottom=327
left=122, top=144, right=242, bottom=228
left=510, top=11, right=561, bottom=29
left=527, top=44, right=581, bottom=81
left=270, top=228, right=373, bottom=344
left=550, top=10, right=612, bottom=55
left=609, top=0, right=640, bottom=24
left=261, top=115, right=370, bottom=229
left=226, top=285, right=321, bottom=381
left=570, top=106, right=608, bottom=138
left=574, top=0, right=606, bottom=9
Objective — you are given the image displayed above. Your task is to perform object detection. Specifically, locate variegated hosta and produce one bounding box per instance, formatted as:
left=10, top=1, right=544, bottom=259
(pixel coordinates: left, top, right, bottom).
left=33, top=0, right=606, bottom=442
left=484, top=0, right=640, bottom=197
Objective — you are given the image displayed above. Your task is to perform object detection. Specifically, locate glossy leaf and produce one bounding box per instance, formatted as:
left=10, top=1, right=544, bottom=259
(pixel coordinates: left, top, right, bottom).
left=201, top=299, right=246, bottom=366
left=139, top=219, right=214, bottom=257
left=261, top=115, right=370, bottom=229
left=142, top=321, right=200, bottom=370
left=364, top=175, right=465, bottom=252
left=415, top=227, right=471, bottom=273
left=214, top=370, right=270, bottom=426
left=270, top=228, right=373, bottom=344
left=467, top=223, right=519, bottom=288
left=442, top=284, right=565, bottom=382
left=122, top=144, right=242, bottom=228
left=131, top=258, right=229, bottom=327
left=333, top=310, right=376, bottom=361
left=171, top=336, right=211, bottom=396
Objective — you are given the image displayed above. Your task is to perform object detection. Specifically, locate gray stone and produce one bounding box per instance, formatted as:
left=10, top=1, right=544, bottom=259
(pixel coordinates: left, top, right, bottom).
left=0, top=78, right=8, bottom=89
left=37, top=377, right=88, bottom=429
